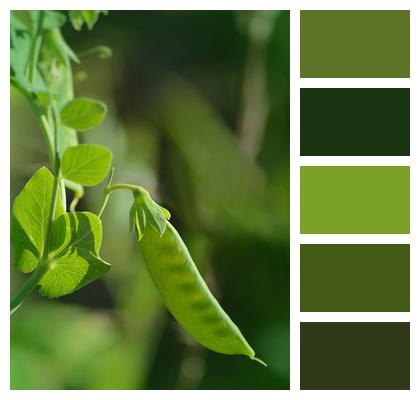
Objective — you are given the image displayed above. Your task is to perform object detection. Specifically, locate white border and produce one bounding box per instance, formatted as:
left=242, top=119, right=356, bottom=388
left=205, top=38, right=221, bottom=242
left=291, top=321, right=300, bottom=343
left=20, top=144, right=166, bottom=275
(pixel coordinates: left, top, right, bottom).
left=2, top=1, right=419, bottom=399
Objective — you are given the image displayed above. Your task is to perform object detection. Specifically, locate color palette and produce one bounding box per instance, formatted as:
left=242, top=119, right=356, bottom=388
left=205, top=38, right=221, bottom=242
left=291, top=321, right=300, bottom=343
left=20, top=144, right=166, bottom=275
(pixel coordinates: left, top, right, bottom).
left=300, top=244, right=410, bottom=312
left=299, top=9, right=411, bottom=391
left=300, top=10, right=410, bottom=78
left=300, top=322, right=410, bottom=389
left=300, top=88, right=410, bottom=156
left=300, top=166, right=410, bottom=234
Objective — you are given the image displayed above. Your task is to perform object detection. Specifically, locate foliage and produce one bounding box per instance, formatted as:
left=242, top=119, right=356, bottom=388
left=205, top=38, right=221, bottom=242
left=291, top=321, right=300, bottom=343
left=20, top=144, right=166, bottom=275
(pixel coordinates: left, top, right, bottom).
left=10, top=10, right=262, bottom=365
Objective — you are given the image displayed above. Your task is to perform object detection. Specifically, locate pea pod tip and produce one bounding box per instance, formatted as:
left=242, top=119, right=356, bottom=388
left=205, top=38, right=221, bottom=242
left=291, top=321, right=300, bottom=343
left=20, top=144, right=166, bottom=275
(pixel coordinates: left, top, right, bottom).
left=251, top=356, right=268, bottom=367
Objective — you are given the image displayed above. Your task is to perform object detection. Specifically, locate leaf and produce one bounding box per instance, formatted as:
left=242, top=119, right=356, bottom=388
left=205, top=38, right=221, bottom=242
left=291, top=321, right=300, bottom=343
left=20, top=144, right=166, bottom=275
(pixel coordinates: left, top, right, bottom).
left=69, top=10, right=106, bottom=30
left=50, top=212, right=103, bottom=257
left=39, top=212, right=110, bottom=298
left=60, top=97, right=107, bottom=132
left=11, top=167, right=64, bottom=273
left=80, top=11, right=100, bottom=29
left=68, top=11, right=84, bottom=30
left=39, top=251, right=89, bottom=298
left=74, top=255, right=111, bottom=291
left=61, top=144, right=112, bottom=186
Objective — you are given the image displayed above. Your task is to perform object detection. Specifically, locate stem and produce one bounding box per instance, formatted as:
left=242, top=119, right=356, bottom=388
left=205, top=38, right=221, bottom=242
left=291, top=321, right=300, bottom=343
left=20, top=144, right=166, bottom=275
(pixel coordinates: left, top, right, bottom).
left=27, top=11, right=45, bottom=84
left=10, top=99, right=61, bottom=316
left=10, top=262, right=49, bottom=315
left=77, top=45, right=112, bottom=60
left=97, top=167, right=115, bottom=218
left=106, top=183, right=144, bottom=194
left=11, top=79, right=55, bottom=167
left=237, top=11, right=277, bottom=160
left=97, top=175, right=148, bottom=218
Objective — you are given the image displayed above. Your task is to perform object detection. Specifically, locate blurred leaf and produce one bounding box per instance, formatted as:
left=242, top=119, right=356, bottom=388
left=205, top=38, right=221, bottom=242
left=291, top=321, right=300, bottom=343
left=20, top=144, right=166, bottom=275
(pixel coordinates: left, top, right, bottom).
left=69, top=10, right=107, bottom=31
left=29, top=11, right=67, bottom=31
left=156, top=80, right=278, bottom=238
left=61, top=144, right=112, bottom=186
left=60, top=97, right=107, bottom=132
left=11, top=303, right=139, bottom=389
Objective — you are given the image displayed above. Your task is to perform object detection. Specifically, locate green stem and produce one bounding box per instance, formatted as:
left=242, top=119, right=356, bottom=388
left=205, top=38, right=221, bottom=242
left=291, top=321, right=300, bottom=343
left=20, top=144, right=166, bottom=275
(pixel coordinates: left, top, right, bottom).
left=10, top=99, right=61, bottom=316
left=11, top=79, right=55, bottom=167
left=97, top=168, right=115, bottom=218
left=107, top=183, right=146, bottom=194
left=77, top=45, right=112, bottom=60
left=27, top=11, right=45, bottom=84
left=10, top=262, right=49, bottom=315
left=97, top=176, right=148, bottom=218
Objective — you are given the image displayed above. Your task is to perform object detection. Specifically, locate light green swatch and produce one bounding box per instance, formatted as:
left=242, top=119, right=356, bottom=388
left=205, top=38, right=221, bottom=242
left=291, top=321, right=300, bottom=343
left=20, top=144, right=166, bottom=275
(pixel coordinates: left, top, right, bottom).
left=300, top=166, right=410, bottom=233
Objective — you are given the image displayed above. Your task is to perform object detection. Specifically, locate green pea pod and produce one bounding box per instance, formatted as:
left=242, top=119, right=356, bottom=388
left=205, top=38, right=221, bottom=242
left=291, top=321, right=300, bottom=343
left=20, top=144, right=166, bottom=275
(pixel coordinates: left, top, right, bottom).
left=130, top=190, right=265, bottom=364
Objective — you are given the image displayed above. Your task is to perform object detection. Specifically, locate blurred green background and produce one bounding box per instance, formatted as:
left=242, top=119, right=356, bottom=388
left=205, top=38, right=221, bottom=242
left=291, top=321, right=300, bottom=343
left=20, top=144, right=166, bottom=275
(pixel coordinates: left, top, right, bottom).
left=10, top=11, right=290, bottom=389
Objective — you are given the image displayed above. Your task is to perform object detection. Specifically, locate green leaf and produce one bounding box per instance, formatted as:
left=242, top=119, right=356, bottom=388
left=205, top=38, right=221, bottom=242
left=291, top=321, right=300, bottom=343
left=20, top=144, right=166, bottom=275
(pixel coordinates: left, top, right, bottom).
left=69, top=10, right=106, bottom=30
left=11, top=167, right=64, bottom=273
left=68, top=11, right=84, bottom=30
left=80, top=11, right=100, bottom=29
left=60, top=97, right=107, bottom=132
left=61, top=144, right=112, bottom=186
left=39, top=212, right=110, bottom=298
left=50, top=212, right=103, bottom=257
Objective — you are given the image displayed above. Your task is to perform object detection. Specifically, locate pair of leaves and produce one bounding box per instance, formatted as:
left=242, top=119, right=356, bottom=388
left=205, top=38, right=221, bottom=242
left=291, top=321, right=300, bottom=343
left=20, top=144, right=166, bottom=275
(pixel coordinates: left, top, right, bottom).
left=129, top=191, right=171, bottom=241
left=11, top=168, right=110, bottom=298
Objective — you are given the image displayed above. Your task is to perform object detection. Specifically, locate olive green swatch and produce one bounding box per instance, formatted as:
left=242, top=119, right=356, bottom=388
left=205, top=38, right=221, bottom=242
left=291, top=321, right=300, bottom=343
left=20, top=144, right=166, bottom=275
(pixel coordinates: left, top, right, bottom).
left=300, top=166, right=410, bottom=234
left=300, top=10, right=410, bottom=78
left=300, top=322, right=410, bottom=390
left=300, top=88, right=410, bottom=156
left=300, top=244, right=410, bottom=312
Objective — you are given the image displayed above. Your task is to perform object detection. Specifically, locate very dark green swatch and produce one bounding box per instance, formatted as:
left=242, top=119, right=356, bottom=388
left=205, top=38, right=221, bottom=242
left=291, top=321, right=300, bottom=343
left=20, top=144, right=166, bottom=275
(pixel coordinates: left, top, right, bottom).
left=300, top=244, right=410, bottom=312
left=301, top=11, right=410, bottom=77
left=300, top=89, right=410, bottom=156
left=300, top=322, right=410, bottom=390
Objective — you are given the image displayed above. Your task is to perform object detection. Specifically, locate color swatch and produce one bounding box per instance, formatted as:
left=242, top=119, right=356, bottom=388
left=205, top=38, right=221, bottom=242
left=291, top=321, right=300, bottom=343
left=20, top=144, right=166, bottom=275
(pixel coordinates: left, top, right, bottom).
left=300, top=244, right=410, bottom=312
left=300, top=88, right=410, bottom=156
left=300, top=322, right=410, bottom=390
left=300, top=166, right=410, bottom=234
left=300, top=10, right=410, bottom=78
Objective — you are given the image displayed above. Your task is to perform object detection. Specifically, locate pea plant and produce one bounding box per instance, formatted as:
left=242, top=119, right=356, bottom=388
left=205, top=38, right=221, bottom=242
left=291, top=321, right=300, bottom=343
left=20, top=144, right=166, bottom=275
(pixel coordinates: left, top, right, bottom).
left=10, top=10, right=265, bottom=366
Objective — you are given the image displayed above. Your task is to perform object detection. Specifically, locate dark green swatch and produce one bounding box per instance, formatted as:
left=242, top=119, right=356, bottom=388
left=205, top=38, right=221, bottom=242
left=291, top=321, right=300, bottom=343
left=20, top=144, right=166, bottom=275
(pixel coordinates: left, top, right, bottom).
left=300, top=10, right=410, bottom=78
left=300, top=166, right=410, bottom=234
left=300, top=322, right=410, bottom=390
left=300, top=244, right=410, bottom=312
left=300, top=88, right=410, bottom=156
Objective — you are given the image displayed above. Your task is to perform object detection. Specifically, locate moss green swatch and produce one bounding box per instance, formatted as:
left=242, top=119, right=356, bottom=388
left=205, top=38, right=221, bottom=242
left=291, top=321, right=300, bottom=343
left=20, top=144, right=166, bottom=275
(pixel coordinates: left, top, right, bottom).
left=300, top=244, right=410, bottom=312
left=300, top=10, right=410, bottom=78
left=300, top=322, right=410, bottom=389
left=300, top=166, right=410, bottom=233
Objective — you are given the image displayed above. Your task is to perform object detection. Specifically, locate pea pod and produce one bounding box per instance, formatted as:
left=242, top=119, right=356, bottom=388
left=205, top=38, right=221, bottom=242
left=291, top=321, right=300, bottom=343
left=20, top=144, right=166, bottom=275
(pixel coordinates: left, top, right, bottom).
left=130, top=190, right=265, bottom=364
